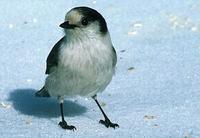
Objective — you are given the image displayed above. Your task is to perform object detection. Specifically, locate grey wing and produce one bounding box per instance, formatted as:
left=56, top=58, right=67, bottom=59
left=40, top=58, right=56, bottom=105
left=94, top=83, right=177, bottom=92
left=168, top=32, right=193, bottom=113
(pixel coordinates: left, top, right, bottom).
left=45, top=37, right=65, bottom=74
left=112, top=46, right=117, bottom=67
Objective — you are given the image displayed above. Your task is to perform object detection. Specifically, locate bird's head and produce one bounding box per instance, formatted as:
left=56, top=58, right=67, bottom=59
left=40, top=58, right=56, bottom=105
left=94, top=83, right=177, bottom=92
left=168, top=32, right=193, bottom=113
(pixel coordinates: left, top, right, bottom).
left=60, top=7, right=108, bottom=38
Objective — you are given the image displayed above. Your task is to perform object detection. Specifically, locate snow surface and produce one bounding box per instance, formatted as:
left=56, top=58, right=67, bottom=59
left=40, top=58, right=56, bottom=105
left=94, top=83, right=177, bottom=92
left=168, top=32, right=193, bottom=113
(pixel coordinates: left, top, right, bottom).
left=1, top=0, right=200, bottom=137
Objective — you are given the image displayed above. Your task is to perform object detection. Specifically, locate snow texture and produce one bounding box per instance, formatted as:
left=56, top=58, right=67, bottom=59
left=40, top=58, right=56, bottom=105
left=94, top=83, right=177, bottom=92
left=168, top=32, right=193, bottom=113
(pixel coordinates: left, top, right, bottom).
left=1, top=0, right=200, bottom=137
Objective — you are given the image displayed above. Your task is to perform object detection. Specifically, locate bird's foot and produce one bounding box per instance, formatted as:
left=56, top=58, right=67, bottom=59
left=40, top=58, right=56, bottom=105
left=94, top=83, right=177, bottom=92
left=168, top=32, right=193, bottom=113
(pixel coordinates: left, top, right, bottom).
left=59, top=120, right=76, bottom=131
left=99, top=119, right=119, bottom=129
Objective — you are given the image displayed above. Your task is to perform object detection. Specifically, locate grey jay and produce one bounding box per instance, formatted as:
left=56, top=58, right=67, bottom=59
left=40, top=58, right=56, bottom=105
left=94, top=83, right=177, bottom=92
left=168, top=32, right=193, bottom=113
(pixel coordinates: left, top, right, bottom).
left=36, top=6, right=118, bottom=130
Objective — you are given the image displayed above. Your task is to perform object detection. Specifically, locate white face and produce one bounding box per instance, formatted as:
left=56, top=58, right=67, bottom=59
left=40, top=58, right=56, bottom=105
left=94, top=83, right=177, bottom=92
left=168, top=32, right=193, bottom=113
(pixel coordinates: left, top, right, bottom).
left=63, top=9, right=101, bottom=36
left=65, top=10, right=82, bottom=26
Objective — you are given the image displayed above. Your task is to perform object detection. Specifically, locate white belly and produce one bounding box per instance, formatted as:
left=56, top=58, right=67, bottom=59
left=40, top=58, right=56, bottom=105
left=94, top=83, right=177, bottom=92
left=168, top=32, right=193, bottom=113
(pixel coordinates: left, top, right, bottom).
left=45, top=36, right=115, bottom=97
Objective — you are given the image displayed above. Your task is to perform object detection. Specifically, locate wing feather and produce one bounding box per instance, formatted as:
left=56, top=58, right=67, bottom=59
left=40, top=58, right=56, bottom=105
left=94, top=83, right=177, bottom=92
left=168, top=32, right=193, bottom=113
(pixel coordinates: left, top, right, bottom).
left=45, top=37, right=65, bottom=74
left=112, top=46, right=117, bottom=67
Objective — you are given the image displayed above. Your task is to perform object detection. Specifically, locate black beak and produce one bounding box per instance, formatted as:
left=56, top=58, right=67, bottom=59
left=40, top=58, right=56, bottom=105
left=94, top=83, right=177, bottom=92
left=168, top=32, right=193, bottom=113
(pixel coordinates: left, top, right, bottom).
left=59, top=21, right=77, bottom=29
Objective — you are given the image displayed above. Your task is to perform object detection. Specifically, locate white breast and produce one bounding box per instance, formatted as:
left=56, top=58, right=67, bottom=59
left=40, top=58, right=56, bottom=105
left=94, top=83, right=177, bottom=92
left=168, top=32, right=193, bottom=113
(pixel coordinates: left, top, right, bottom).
left=45, top=32, right=115, bottom=97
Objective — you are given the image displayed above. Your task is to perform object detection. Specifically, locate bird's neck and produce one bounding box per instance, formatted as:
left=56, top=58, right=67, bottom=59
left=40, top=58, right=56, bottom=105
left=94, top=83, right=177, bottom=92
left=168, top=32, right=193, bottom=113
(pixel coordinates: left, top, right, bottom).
left=65, top=30, right=110, bottom=45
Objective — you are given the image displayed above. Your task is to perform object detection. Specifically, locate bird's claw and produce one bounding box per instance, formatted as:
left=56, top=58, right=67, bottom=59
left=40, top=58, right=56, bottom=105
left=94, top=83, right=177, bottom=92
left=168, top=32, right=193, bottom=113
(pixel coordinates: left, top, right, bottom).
left=99, top=119, right=119, bottom=129
left=59, top=121, right=76, bottom=131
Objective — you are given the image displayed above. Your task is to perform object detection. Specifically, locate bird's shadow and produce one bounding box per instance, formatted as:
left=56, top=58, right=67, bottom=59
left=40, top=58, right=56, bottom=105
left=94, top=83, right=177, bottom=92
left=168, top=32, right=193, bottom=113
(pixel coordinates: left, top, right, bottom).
left=7, top=89, right=87, bottom=118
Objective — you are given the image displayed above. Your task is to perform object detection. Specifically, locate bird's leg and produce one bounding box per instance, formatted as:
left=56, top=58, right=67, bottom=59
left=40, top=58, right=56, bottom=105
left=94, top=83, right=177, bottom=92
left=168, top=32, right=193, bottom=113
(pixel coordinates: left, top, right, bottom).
left=92, top=95, right=119, bottom=129
left=58, top=97, right=76, bottom=131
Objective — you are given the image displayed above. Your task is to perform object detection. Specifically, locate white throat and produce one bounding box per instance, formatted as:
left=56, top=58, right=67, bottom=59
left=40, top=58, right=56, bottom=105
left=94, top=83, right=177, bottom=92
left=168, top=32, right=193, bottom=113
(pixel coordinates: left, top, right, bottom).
left=59, top=30, right=113, bottom=74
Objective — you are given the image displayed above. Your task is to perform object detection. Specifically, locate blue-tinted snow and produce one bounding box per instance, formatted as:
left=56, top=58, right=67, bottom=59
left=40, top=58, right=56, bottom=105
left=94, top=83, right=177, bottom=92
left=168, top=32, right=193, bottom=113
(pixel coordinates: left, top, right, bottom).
left=1, top=0, right=200, bottom=137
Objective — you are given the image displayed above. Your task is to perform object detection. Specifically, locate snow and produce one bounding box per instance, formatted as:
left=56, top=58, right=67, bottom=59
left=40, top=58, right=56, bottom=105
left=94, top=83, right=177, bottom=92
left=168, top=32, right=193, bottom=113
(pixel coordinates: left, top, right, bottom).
left=1, top=0, right=200, bottom=137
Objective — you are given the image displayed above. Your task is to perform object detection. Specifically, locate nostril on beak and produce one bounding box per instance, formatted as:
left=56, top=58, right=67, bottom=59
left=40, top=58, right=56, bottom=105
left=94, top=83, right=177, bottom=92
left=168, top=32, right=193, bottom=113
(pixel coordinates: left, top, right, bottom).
left=59, top=21, right=77, bottom=29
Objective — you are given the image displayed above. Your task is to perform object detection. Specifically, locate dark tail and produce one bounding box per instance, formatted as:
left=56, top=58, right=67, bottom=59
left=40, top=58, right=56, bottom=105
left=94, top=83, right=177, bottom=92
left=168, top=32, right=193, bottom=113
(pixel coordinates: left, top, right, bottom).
left=35, top=86, right=50, bottom=97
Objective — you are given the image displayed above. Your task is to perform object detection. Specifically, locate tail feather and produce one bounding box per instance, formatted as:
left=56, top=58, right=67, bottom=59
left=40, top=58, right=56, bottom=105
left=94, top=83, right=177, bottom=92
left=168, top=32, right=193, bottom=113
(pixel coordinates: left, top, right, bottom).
left=35, top=86, right=50, bottom=97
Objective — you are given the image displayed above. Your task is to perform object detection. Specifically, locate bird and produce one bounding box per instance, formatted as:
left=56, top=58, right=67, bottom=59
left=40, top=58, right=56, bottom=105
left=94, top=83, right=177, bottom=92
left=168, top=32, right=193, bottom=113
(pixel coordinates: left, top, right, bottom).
left=35, top=6, right=119, bottom=131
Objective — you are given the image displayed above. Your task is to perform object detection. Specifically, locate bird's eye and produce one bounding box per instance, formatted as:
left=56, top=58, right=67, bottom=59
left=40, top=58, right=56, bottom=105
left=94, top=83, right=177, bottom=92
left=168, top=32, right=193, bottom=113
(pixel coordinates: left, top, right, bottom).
left=81, top=18, right=88, bottom=26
